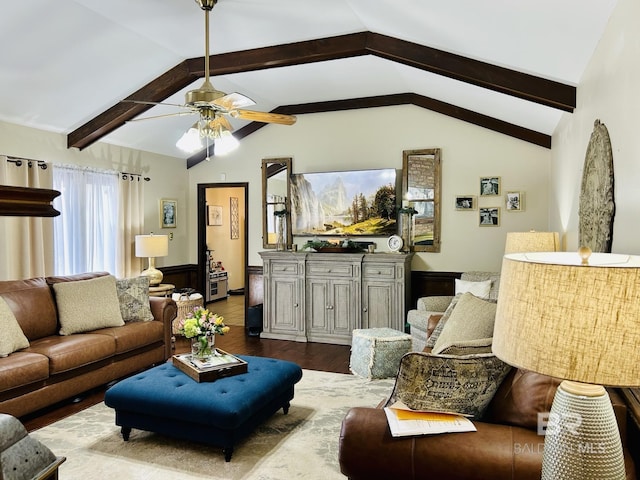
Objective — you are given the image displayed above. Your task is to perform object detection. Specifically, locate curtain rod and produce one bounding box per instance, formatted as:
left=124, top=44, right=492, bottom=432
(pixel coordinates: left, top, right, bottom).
left=5, top=156, right=150, bottom=181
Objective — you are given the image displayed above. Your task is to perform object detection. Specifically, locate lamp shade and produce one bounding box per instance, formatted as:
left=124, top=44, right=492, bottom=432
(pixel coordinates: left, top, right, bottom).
left=493, top=251, right=640, bottom=386
left=135, top=235, right=169, bottom=258
left=504, top=231, right=560, bottom=253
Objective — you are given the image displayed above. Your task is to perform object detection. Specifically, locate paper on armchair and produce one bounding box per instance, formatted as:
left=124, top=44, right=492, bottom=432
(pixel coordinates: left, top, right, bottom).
left=384, top=401, right=477, bottom=437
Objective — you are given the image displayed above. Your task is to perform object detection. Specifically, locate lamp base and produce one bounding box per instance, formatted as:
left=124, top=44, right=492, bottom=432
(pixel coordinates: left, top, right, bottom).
left=541, top=380, right=625, bottom=480
left=140, top=257, right=163, bottom=286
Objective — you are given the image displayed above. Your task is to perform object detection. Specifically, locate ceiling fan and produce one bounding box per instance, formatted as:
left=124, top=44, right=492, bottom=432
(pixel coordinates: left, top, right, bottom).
left=128, top=0, right=297, bottom=157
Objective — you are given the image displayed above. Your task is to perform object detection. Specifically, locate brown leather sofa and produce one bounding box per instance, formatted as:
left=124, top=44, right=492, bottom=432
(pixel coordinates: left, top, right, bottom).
left=0, top=272, right=177, bottom=418
left=339, top=367, right=637, bottom=480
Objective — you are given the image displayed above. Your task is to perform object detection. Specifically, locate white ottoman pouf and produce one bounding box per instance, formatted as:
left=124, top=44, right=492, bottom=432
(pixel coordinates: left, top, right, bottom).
left=350, top=328, right=412, bottom=379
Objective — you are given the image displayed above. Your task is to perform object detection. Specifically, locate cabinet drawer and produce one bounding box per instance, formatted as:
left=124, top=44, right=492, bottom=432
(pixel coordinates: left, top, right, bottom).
left=271, top=262, right=299, bottom=276
left=307, top=262, right=355, bottom=277
left=363, top=263, right=396, bottom=279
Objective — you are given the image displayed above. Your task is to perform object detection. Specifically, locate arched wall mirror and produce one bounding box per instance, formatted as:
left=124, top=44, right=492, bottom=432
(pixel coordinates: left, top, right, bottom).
left=262, top=157, right=292, bottom=249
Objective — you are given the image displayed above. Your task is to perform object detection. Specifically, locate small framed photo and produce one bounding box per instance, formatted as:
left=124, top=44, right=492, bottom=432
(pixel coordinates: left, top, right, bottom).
left=455, top=195, right=476, bottom=210
left=505, top=191, right=523, bottom=211
left=207, top=205, right=223, bottom=226
left=480, top=176, right=501, bottom=196
left=479, top=207, right=500, bottom=227
left=160, top=198, right=177, bottom=228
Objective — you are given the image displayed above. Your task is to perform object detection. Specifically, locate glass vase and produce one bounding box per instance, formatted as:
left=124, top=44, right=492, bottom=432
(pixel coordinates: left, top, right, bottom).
left=191, top=334, right=215, bottom=360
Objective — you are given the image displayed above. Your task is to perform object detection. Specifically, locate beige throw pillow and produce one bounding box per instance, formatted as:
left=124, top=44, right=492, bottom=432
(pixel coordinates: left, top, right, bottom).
left=116, top=276, right=154, bottom=322
left=0, top=297, right=30, bottom=356
left=432, top=292, right=497, bottom=354
left=54, top=275, right=125, bottom=335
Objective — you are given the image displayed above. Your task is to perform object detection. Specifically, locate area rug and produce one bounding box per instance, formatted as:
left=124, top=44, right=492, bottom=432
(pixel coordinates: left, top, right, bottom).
left=32, top=369, right=394, bottom=480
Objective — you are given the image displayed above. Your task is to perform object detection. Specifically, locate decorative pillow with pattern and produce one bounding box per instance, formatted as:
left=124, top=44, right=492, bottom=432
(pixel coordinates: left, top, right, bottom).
left=0, top=297, right=29, bottom=356
left=116, top=276, right=154, bottom=322
left=388, top=351, right=512, bottom=418
left=424, top=293, right=462, bottom=349
left=54, top=275, right=125, bottom=335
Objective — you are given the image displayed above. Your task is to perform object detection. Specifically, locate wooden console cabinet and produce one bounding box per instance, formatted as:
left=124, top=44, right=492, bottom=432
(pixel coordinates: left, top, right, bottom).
left=259, top=251, right=412, bottom=345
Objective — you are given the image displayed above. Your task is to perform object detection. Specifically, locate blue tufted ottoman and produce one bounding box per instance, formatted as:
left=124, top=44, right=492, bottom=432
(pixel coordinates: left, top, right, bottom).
left=104, top=355, right=302, bottom=461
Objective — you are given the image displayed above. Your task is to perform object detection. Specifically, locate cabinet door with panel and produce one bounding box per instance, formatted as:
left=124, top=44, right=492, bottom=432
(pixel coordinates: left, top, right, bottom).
left=305, top=258, right=360, bottom=345
left=260, top=253, right=306, bottom=342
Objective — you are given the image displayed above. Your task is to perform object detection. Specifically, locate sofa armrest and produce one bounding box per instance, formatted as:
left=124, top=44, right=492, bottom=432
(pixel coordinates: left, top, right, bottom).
left=417, top=295, right=454, bottom=312
left=149, top=297, right=177, bottom=360
left=339, top=407, right=545, bottom=480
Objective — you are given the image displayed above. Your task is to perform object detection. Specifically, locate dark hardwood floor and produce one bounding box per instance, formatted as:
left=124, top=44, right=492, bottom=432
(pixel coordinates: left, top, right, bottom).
left=21, top=328, right=352, bottom=432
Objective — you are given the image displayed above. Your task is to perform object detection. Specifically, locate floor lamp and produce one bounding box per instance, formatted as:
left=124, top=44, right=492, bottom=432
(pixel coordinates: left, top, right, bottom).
left=493, top=249, right=640, bottom=479
left=135, top=234, right=169, bottom=286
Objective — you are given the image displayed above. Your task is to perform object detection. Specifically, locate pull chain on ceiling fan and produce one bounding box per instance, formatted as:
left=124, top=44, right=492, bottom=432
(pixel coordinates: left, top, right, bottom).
left=127, top=0, right=297, bottom=158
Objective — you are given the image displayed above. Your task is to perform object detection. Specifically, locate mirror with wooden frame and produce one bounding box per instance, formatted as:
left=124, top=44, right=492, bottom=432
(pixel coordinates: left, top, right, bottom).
left=402, top=148, right=441, bottom=252
left=262, top=157, right=292, bottom=249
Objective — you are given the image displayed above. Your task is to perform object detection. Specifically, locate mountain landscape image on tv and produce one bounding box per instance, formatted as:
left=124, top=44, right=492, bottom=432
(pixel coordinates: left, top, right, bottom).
left=290, top=168, right=397, bottom=236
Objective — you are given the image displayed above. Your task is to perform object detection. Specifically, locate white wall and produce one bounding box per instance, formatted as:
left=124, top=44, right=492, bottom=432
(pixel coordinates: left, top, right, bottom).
left=551, top=0, right=640, bottom=254
left=0, top=121, right=189, bottom=271
left=188, top=105, right=551, bottom=273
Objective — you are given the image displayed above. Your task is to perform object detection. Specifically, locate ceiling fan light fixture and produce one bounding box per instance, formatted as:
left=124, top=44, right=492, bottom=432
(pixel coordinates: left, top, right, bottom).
left=175, top=124, right=202, bottom=153
left=214, top=129, right=239, bottom=155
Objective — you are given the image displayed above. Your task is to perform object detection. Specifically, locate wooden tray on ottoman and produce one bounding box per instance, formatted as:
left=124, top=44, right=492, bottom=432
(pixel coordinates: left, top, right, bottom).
left=172, top=350, right=248, bottom=382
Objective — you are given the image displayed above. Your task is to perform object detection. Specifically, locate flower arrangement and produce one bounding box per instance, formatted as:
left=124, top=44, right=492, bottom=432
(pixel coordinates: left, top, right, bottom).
left=178, top=306, right=230, bottom=359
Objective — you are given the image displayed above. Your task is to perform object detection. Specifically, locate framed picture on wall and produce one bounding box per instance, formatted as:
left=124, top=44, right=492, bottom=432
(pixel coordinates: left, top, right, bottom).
left=505, top=191, right=524, bottom=211
left=160, top=198, right=177, bottom=228
left=480, top=176, right=501, bottom=196
left=207, top=205, right=223, bottom=226
left=455, top=195, right=476, bottom=210
left=479, top=207, right=500, bottom=226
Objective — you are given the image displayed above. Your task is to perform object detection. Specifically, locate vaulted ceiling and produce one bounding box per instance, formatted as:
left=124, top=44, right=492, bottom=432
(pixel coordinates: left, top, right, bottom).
left=0, top=1, right=618, bottom=167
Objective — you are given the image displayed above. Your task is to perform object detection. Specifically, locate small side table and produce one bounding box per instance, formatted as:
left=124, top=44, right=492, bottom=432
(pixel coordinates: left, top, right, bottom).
left=149, top=283, right=175, bottom=297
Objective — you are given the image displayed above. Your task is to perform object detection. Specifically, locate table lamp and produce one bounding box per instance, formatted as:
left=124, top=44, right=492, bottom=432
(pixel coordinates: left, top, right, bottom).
left=135, top=234, right=169, bottom=286
left=493, top=248, right=640, bottom=479
left=504, top=230, right=560, bottom=253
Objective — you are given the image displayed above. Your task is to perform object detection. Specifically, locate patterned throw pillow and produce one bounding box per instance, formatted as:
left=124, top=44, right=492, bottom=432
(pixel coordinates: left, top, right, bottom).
left=424, top=293, right=462, bottom=349
left=116, top=276, right=154, bottom=322
left=389, top=351, right=512, bottom=419
left=54, top=275, right=125, bottom=335
left=0, top=297, right=29, bottom=356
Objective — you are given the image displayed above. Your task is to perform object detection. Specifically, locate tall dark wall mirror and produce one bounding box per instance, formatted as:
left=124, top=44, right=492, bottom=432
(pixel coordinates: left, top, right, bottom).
left=402, top=148, right=441, bottom=252
left=262, top=157, right=292, bottom=249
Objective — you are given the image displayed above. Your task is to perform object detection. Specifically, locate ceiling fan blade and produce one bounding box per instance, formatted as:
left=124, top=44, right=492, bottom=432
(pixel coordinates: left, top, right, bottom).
left=127, top=111, right=196, bottom=122
left=213, top=92, right=255, bottom=111
left=124, top=99, right=188, bottom=109
left=230, top=109, right=297, bottom=125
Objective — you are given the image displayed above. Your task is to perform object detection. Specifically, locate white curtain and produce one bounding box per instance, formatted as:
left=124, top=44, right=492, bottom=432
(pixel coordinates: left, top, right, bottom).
left=118, top=174, right=145, bottom=278
left=0, top=156, right=54, bottom=280
left=52, top=165, right=145, bottom=278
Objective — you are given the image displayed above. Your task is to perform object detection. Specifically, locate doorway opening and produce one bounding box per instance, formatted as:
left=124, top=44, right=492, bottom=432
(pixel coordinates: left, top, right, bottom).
left=197, top=182, right=248, bottom=328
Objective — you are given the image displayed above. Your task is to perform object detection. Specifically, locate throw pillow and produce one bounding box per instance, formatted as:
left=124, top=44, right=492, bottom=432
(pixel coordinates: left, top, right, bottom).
left=431, top=292, right=497, bottom=354
left=455, top=278, right=492, bottom=299
left=390, top=352, right=513, bottom=418
left=435, top=337, right=493, bottom=356
left=424, top=293, right=462, bottom=349
left=54, top=275, right=125, bottom=335
left=116, top=276, right=154, bottom=322
left=0, top=297, right=29, bottom=356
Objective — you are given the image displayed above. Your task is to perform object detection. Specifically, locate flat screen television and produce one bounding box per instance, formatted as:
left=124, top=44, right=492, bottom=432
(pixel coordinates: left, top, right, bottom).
left=290, top=168, right=397, bottom=236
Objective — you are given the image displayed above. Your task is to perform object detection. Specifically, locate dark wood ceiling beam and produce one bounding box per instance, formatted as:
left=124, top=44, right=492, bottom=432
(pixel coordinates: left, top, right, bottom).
left=186, top=94, right=551, bottom=169
left=68, top=31, right=568, bottom=152
left=365, top=33, right=576, bottom=113
left=68, top=62, right=197, bottom=150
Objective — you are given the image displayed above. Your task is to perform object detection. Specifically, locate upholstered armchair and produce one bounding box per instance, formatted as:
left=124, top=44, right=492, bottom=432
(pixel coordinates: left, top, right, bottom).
left=0, top=414, right=65, bottom=480
left=407, top=271, right=500, bottom=351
